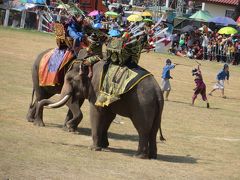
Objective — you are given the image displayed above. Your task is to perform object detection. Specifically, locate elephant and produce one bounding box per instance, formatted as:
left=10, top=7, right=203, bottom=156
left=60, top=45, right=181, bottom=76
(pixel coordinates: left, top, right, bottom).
left=26, top=49, right=84, bottom=131
left=35, top=60, right=165, bottom=159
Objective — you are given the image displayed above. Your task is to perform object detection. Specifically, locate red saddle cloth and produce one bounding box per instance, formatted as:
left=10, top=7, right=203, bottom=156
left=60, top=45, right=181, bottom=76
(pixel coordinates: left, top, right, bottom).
left=39, top=49, right=74, bottom=86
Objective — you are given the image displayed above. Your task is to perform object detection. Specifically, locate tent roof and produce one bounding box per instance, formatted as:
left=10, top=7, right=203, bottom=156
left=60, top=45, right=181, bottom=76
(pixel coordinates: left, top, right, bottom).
left=189, top=10, right=213, bottom=22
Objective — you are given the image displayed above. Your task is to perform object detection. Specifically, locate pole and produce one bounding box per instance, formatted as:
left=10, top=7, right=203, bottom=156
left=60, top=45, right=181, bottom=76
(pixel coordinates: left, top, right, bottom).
left=3, top=9, right=10, bottom=27
left=20, top=10, right=26, bottom=28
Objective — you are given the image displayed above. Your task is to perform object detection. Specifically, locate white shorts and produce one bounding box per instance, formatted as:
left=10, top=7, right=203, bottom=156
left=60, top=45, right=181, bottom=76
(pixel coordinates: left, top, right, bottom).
left=161, top=79, right=171, bottom=91
left=214, top=80, right=224, bottom=89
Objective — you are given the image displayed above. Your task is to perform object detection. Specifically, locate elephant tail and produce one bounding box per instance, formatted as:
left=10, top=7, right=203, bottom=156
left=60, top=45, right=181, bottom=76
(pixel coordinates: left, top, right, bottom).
left=156, top=84, right=166, bottom=141
left=29, top=88, right=35, bottom=108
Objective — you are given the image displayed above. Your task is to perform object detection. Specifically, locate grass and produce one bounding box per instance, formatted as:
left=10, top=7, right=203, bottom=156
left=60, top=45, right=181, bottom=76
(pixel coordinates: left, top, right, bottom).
left=0, top=27, right=240, bottom=179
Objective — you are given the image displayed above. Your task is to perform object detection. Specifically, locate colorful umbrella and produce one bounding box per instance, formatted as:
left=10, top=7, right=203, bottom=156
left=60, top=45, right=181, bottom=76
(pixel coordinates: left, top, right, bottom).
left=127, top=14, right=143, bottom=22
left=189, top=10, right=213, bottom=22
left=208, top=16, right=237, bottom=26
left=141, top=11, right=152, bottom=17
left=143, top=18, right=153, bottom=22
left=88, top=10, right=100, bottom=17
left=218, top=27, right=238, bottom=35
left=105, top=11, right=119, bottom=17
left=57, top=4, right=70, bottom=9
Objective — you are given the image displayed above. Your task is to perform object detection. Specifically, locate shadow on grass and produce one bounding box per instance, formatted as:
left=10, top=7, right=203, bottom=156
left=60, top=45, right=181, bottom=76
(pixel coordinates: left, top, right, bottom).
left=77, top=127, right=139, bottom=142
left=50, top=141, right=198, bottom=163
left=45, top=123, right=138, bottom=141
left=157, top=154, right=198, bottom=163
left=168, top=100, right=220, bottom=110
left=44, top=125, right=139, bottom=142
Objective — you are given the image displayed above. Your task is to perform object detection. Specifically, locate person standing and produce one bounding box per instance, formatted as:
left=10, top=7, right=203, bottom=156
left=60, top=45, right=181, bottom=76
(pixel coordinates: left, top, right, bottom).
left=209, top=64, right=230, bottom=98
left=202, top=33, right=209, bottom=60
left=161, top=59, right=177, bottom=101
left=192, top=65, right=210, bottom=108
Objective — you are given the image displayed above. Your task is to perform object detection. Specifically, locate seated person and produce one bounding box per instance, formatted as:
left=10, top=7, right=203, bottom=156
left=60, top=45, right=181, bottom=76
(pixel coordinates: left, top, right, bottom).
left=79, top=33, right=103, bottom=78
left=67, top=15, right=85, bottom=54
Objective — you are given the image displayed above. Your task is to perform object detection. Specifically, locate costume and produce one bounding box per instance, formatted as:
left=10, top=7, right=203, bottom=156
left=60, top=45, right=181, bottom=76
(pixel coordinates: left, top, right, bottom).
left=192, top=67, right=207, bottom=101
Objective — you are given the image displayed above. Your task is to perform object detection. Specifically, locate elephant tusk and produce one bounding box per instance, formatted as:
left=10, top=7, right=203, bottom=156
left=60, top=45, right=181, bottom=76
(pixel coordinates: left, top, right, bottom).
left=46, top=95, right=70, bottom=109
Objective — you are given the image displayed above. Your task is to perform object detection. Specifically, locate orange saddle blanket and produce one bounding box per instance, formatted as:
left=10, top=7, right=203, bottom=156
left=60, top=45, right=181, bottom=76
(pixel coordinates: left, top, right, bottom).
left=39, top=48, right=74, bottom=86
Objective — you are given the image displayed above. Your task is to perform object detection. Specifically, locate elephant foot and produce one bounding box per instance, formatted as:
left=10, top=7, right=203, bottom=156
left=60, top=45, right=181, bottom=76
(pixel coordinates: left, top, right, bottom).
left=33, top=119, right=45, bottom=127
left=148, top=153, right=157, bottom=159
left=89, top=145, right=102, bottom=151
left=27, top=117, right=34, bottom=122
left=134, top=152, right=148, bottom=159
left=26, top=114, right=34, bottom=122
left=100, top=141, right=109, bottom=148
left=62, top=126, right=79, bottom=133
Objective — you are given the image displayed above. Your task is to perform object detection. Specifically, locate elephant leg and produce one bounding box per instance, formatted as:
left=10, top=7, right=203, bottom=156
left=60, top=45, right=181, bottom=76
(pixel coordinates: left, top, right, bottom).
left=131, top=113, right=154, bottom=159
left=135, top=133, right=149, bottom=159
left=65, top=100, right=83, bottom=132
left=26, top=101, right=37, bottom=122
left=33, top=103, right=45, bottom=127
left=100, top=112, right=116, bottom=148
left=148, top=124, right=158, bottom=159
left=63, top=109, right=73, bottom=129
left=89, top=104, right=105, bottom=151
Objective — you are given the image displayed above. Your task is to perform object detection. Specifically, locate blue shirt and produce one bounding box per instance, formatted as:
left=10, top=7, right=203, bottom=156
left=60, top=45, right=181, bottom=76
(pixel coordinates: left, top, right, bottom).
left=67, top=22, right=84, bottom=44
left=217, top=70, right=229, bottom=81
left=162, top=64, right=175, bottom=79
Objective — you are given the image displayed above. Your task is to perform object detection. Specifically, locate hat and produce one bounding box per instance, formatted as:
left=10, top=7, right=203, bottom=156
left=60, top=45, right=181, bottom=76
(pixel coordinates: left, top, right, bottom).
left=166, top=59, right=172, bottom=64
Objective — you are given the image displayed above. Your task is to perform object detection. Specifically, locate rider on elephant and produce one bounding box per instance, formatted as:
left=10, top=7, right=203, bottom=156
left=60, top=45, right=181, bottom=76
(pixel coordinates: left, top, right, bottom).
left=79, top=33, right=103, bottom=78
left=67, top=15, right=86, bottom=55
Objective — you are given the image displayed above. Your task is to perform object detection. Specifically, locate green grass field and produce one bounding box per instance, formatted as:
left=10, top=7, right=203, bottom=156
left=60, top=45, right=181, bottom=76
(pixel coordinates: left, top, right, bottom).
left=0, top=27, right=240, bottom=179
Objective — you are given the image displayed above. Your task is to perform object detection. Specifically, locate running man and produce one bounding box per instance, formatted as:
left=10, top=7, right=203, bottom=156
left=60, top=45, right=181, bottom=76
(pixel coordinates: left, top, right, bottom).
left=161, top=59, right=177, bottom=101
left=209, top=64, right=230, bottom=98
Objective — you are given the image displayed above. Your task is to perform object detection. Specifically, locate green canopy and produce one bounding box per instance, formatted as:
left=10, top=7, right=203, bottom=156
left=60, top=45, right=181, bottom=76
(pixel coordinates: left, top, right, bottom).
left=189, top=10, right=213, bottom=22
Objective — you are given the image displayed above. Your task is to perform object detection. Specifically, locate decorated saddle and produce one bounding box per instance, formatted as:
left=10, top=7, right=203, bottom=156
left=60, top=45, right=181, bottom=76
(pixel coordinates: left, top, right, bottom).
left=95, top=62, right=152, bottom=107
left=39, top=48, right=74, bottom=86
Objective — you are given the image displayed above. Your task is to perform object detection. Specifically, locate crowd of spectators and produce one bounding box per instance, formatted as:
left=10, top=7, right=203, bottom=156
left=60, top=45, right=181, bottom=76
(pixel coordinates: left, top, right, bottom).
left=169, top=25, right=240, bottom=65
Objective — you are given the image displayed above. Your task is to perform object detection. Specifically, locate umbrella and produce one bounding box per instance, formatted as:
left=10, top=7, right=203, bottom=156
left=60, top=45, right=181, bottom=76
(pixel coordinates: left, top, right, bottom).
left=218, top=27, right=238, bottom=35
left=208, top=16, right=237, bottom=26
left=127, top=14, right=143, bottom=22
left=181, top=25, right=195, bottom=33
left=143, top=18, right=153, bottom=22
left=189, top=10, right=213, bottom=22
left=108, top=29, right=121, bottom=37
left=141, top=11, right=152, bottom=17
left=105, top=11, right=119, bottom=17
left=57, top=4, right=70, bottom=9
left=199, top=26, right=212, bottom=32
left=88, top=10, right=100, bottom=17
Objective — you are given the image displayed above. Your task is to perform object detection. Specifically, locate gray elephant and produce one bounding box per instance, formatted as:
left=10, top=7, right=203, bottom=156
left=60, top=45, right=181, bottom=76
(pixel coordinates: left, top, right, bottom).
left=26, top=49, right=83, bottom=131
left=36, top=60, right=165, bottom=159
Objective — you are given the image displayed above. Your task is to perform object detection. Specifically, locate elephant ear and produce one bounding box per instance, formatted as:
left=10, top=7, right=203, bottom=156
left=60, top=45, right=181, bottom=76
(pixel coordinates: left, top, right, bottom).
left=77, top=49, right=88, bottom=60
